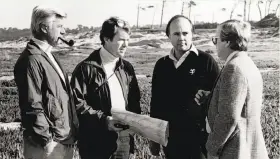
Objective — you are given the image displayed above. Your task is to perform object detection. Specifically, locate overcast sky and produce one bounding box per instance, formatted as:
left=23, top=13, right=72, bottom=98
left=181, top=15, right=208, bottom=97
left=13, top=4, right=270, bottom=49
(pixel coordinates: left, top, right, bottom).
left=0, top=0, right=279, bottom=29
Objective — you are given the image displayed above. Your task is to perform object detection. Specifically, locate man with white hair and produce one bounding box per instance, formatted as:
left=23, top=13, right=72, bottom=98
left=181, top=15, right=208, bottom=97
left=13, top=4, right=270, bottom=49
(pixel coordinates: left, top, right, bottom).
left=14, top=5, right=78, bottom=159
left=206, top=19, right=269, bottom=159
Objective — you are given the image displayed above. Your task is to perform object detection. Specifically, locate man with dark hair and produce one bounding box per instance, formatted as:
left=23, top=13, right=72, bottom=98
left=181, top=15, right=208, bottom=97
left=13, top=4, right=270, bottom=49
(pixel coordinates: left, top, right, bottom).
left=14, top=5, right=78, bottom=159
left=149, top=15, right=220, bottom=159
left=70, top=17, right=141, bottom=159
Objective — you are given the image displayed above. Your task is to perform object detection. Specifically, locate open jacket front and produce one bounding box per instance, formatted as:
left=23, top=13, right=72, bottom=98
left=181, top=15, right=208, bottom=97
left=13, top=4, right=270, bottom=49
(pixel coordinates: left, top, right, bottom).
left=70, top=49, right=141, bottom=157
left=14, top=40, right=79, bottom=146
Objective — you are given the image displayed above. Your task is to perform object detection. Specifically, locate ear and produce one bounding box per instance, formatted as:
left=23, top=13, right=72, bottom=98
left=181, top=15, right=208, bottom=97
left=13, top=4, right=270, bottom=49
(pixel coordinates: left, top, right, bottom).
left=104, top=37, right=110, bottom=43
left=167, top=34, right=171, bottom=40
left=40, top=24, right=48, bottom=34
left=225, top=41, right=231, bottom=48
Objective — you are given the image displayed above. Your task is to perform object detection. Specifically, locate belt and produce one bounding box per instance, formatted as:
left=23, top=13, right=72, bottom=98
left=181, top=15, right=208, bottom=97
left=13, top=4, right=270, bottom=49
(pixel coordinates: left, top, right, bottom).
left=63, top=144, right=76, bottom=148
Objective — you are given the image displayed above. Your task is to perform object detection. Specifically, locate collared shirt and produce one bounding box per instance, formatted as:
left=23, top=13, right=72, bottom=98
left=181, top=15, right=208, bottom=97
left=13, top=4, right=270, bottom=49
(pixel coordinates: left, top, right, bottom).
left=100, top=47, right=126, bottom=110
left=169, top=45, right=199, bottom=69
left=32, top=38, right=65, bottom=83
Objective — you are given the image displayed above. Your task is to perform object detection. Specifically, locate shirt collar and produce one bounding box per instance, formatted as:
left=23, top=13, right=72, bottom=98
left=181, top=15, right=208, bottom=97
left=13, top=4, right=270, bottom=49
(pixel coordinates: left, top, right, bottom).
left=32, top=37, right=53, bottom=55
left=100, top=46, right=119, bottom=65
left=169, top=44, right=199, bottom=62
left=225, top=51, right=241, bottom=65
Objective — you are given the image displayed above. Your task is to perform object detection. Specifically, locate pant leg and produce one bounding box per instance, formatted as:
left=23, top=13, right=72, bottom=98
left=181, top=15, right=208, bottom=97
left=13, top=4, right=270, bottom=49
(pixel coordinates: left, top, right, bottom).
left=23, top=138, right=45, bottom=159
left=63, top=146, right=74, bottom=159
left=45, top=141, right=74, bottom=159
left=163, top=136, right=206, bottom=159
left=78, top=142, right=112, bottom=159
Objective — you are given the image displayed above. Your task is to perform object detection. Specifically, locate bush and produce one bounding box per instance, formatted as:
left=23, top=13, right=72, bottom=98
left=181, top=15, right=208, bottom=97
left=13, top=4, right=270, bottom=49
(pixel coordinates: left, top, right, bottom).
left=194, top=22, right=218, bottom=29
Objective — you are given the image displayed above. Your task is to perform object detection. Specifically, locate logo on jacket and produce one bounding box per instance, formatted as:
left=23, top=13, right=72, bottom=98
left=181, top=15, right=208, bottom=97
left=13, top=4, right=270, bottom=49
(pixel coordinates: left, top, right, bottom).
left=189, top=69, right=195, bottom=75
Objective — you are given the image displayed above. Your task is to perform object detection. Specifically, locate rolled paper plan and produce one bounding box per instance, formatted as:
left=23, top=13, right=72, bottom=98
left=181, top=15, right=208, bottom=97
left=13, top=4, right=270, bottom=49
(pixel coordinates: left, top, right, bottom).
left=111, top=108, right=169, bottom=146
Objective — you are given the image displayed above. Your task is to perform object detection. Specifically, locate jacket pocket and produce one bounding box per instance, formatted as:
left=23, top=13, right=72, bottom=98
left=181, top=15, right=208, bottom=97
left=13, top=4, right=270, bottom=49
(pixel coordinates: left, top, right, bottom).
left=46, top=93, right=63, bottom=121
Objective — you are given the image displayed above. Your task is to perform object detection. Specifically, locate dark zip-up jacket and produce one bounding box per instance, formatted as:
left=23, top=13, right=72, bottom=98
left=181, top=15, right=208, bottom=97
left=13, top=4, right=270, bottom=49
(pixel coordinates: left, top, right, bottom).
left=14, top=40, right=79, bottom=147
left=70, top=49, right=141, bottom=157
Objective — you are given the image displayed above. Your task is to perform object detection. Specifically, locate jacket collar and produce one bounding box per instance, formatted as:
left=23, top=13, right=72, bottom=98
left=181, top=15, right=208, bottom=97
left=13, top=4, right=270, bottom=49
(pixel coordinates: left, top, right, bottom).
left=32, top=38, right=53, bottom=55
left=26, top=39, right=68, bottom=87
left=84, top=48, right=125, bottom=70
left=169, top=44, right=199, bottom=62
left=225, top=51, right=247, bottom=66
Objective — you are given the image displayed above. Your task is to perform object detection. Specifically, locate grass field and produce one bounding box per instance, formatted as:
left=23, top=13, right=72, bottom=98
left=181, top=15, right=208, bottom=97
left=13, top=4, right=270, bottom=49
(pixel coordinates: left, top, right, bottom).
left=0, top=28, right=279, bottom=158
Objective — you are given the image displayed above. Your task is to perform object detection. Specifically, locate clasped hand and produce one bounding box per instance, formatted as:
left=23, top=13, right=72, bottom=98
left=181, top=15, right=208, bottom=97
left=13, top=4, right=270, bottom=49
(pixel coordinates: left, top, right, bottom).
left=194, top=89, right=211, bottom=105
left=107, top=116, right=129, bottom=132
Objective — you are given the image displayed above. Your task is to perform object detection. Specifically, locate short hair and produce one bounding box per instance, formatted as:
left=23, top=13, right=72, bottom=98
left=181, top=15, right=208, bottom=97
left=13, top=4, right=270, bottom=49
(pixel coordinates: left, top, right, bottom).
left=31, top=5, right=67, bottom=37
left=165, top=15, right=194, bottom=37
left=99, top=17, right=130, bottom=45
left=219, top=19, right=251, bottom=51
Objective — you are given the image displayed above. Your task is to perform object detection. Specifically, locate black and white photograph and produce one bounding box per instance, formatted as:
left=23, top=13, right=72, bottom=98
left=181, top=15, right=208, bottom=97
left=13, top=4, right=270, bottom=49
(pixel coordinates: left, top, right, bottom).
left=0, top=0, right=279, bottom=158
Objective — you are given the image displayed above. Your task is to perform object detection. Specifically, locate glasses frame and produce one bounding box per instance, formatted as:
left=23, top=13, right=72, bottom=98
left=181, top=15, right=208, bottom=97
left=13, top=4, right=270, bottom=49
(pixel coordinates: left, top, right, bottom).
left=212, top=37, right=218, bottom=45
left=116, top=19, right=129, bottom=28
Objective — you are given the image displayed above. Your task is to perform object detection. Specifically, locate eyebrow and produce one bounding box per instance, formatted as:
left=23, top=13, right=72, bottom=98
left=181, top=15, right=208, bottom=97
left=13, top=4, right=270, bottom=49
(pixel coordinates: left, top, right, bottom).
left=173, top=31, right=188, bottom=34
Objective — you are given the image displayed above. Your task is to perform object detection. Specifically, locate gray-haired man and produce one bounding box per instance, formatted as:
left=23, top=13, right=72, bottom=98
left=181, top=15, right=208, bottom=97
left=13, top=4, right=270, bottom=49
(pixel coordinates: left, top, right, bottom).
left=14, top=5, right=78, bottom=159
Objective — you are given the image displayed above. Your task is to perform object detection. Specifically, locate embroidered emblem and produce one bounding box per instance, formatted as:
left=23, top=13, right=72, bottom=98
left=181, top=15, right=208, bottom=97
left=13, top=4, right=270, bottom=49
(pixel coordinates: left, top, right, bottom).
left=189, top=69, right=195, bottom=75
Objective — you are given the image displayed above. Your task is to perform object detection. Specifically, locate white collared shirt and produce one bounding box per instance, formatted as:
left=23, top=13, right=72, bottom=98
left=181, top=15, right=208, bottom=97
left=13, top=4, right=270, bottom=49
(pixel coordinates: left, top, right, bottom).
left=169, top=45, right=199, bottom=68
left=32, top=38, right=65, bottom=83
left=100, top=47, right=126, bottom=110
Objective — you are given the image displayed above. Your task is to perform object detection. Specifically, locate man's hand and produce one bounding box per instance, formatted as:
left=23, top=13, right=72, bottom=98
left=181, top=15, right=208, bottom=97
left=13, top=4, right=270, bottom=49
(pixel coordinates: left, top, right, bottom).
left=194, top=90, right=211, bottom=105
left=207, top=153, right=219, bottom=159
left=107, top=116, right=129, bottom=132
left=149, top=140, right=160, bottom=156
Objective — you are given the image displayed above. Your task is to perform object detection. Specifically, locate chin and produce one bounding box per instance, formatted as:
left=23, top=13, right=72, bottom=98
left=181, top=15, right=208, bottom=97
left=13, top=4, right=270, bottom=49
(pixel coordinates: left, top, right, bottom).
left=118, top=51, right=126, bottom=56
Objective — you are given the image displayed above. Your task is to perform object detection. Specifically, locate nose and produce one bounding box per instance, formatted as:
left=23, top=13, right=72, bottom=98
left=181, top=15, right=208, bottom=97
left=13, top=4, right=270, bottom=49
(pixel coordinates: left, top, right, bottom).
left=178, top=34, right=184, bottom=40
left=60, top=27, right=66, bottom=35
left=123, top=40, right=129, bottom=47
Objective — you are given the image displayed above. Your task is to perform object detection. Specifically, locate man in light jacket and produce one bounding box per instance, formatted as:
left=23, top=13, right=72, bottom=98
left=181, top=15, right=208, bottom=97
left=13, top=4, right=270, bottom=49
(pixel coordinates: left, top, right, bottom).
left=206, top=19, right=269, bottom=159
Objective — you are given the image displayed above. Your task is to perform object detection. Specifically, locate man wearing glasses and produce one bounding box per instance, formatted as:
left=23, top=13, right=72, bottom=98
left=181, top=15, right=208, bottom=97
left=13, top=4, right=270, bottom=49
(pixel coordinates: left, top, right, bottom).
left=206, top=20, right=269, bottom=159
left=70, top=17, right=141, bottom=159
left=149, top=15, right=220, bottom=159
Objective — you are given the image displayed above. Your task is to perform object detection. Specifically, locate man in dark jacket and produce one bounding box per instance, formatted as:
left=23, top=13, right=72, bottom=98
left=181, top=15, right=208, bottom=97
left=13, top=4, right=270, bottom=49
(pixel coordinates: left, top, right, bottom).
left=149, top=15, right=220, bottom=159
left=70, top=17, right=141, bottom=159
left=14, top=5, right=78, bottom=159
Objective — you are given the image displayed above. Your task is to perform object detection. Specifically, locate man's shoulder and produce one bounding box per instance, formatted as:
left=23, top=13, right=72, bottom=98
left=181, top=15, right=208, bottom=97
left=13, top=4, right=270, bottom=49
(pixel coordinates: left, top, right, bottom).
left=16, top=47, right=43, bottom=65
left=155, top=55, right=170, bottom=65
left=121, top=59, right=136, bottom=73
left=78, top=49, right=101, bottom=66
left=197, top=49, right=215, bottom=59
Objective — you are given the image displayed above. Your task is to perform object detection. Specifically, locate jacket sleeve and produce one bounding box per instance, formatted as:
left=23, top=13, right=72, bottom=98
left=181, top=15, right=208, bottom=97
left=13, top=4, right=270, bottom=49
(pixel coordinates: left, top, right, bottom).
left=127, top=64, right=141, bottom=114
left=206, top=65, right=247, bottom=156
left=149, top=60, right=162, bottom=155
left=127, top=63, right=141, bottom=154
left=150, top=60, right=163, bottom=119
left=70, top=63, right=107, bottom=127
left=23, top=58, right=52, bottom=147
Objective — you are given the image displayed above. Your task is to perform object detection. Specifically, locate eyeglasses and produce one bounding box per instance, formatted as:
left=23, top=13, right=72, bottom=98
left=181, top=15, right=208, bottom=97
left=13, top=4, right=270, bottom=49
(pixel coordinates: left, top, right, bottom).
left=116, top=19, right=129, bottom=28
left=212, top=37, right=218, bottom=45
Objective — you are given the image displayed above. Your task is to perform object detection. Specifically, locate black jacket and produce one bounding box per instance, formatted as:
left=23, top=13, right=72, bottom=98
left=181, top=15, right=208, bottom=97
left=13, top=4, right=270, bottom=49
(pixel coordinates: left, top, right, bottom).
left=70, top=49, right=141, bottom=157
